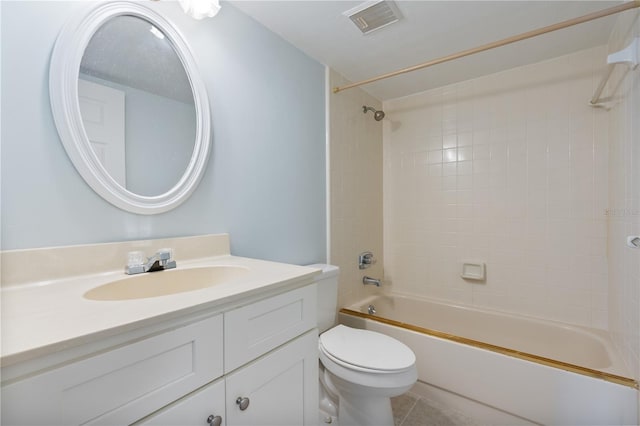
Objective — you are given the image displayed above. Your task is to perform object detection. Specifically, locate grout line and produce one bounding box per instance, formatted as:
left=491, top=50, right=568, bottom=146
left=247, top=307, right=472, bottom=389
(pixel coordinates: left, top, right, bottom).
left=397, top=394, right=420, bottom=426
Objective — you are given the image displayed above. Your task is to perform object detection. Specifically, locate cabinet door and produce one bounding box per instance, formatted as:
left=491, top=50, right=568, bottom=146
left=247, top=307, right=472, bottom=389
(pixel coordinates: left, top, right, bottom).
left=135, top=379, right=225, bottom=426
left=225, top=330, right=318, bottom=426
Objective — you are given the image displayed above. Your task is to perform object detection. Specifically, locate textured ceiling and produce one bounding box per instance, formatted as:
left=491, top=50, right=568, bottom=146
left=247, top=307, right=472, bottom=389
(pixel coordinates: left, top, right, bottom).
left=80, top=14, right=194, bottom=104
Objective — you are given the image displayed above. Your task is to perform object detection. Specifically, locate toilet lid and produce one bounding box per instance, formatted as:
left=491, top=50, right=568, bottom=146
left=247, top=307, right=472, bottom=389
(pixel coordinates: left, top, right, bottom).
left=319, top=325, right=415, bottom=371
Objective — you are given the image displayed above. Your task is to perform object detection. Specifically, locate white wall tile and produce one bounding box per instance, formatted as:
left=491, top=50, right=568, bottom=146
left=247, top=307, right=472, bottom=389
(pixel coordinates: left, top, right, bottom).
left=329, top=69, right=384, bottom=308
left=606, top=11, right=640, bottom=380
left=383, top=46, right=610, bottom=331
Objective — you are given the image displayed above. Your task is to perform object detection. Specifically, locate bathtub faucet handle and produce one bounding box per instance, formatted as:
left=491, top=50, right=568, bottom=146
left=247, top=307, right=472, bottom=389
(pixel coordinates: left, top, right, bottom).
left=358, top=251, right=377, bottom=269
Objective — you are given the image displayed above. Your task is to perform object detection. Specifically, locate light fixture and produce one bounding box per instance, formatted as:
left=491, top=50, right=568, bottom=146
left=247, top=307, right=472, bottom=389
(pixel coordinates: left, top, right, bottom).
left=179, top=0, right=221, bottom=20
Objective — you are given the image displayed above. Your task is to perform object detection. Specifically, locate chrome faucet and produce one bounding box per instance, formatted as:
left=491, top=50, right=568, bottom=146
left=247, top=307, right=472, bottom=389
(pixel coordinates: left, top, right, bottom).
left=358, top=251, right=376, bottom=269
left=126, top=249, right=176, bottom=275
left=362, top=276, right=381, bottom=287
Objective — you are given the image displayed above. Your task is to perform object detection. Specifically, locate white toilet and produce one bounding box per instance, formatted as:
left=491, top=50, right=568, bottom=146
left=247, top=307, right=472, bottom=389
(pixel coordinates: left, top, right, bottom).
left=311, top=264, right=417, bottom=426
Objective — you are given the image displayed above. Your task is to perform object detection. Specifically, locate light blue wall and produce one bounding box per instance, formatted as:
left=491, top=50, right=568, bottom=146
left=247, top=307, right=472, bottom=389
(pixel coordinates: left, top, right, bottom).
left=1, top=1, right=326, bottom=265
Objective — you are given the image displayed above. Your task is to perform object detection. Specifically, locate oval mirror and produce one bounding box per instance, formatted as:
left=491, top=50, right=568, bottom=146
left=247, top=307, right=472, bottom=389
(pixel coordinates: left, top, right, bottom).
left=50, top=2, right=211, bottom=214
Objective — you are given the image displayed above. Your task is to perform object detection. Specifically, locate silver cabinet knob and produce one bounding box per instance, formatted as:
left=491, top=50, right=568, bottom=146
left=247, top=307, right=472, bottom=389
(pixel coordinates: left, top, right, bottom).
left=206, top=415, right=222, bottom=426
left=236, top=396, right=250, bottom=411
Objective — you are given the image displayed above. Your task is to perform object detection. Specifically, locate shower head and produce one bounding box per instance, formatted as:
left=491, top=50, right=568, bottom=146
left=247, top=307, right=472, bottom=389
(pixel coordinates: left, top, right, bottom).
left=363, top=106, right=385, bottom=121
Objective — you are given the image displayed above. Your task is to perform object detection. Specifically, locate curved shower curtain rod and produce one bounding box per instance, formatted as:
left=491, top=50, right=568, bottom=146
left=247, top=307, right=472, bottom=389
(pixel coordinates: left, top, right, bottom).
left=333, top=0, right=640, bottom=94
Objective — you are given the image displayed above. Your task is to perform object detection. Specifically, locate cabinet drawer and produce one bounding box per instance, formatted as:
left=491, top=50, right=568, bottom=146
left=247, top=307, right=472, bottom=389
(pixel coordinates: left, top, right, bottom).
left=1, top=315, right=223, bottom=426
left=135, top=378, right=226, bottom=426
left=224, top=284, right=316, bottom=372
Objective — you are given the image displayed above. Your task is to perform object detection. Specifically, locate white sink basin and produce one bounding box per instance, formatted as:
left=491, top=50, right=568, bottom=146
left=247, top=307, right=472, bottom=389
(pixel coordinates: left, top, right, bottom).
left=84, top=266, right=250, bottom=301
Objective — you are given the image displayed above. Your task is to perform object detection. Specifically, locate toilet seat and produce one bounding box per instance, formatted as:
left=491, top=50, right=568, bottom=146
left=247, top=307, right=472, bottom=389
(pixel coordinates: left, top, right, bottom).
left=320, top=346, right=406, bottom=374
left=318, top=325, right=418, bottom=393
left=319, top=325, right=415, bottom=373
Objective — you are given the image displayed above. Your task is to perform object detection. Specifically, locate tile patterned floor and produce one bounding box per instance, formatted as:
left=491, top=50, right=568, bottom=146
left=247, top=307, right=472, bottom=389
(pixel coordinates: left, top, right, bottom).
left=391, top=392, right=478, bottom=426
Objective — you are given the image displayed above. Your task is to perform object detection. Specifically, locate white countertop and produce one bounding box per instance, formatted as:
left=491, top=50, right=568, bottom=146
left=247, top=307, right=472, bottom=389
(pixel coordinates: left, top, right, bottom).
left=1, top=254, right=319, bottom=367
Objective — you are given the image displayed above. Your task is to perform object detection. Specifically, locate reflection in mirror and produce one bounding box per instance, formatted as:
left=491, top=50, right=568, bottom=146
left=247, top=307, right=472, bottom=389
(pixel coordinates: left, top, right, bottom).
left=78, top=15, right=196, bottom=197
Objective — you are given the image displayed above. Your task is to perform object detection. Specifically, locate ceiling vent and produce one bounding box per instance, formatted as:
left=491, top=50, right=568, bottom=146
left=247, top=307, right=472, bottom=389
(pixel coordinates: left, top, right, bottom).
left=344, top=0, right=402, bottom=35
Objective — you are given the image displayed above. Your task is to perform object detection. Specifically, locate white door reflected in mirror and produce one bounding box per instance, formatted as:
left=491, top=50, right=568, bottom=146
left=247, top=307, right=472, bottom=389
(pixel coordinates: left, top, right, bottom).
left=78, top=79, right=126, bottom=187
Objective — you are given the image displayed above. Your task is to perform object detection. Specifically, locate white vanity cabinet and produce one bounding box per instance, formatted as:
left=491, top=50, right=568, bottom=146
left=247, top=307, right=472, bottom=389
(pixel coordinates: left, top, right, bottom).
left=139, top=331, right=318, bottom=426
left=137, top=284, right=318, bottom=426
left=1, top=284, right=318, bottom=426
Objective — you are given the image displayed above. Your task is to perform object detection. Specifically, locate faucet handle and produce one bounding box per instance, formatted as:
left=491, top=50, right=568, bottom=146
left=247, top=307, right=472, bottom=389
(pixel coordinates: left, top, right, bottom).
left=127, top=251, right=145, bottom=267
left=156, top=249, right=173, bottom=261
left=157, top=248, right=177, bottom=270
left=358, top=251, right=376, bottom=269
left=125, top=251, right=146, bottom=274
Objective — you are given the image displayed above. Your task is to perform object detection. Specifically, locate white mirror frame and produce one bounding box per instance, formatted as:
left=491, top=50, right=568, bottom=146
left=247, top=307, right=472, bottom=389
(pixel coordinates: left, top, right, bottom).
left=49, top=1, right=211, bottom=215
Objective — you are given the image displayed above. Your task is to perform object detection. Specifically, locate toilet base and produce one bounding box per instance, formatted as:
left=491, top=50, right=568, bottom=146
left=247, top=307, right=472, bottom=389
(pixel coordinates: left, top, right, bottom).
left=338, top=393, right=394, bottom=426
left=319, top=356, right=415, bottom=426
left=319, top=409, right=338, bottom=425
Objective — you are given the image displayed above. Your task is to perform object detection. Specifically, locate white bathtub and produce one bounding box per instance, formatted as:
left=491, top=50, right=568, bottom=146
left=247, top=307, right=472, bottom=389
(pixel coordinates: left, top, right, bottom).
left=339, top=294, right=638, bottom=425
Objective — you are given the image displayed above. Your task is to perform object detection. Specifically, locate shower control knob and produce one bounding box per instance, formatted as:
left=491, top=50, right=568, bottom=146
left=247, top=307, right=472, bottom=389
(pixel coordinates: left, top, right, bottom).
left=236, top=396, right=250, bottom=410
left=358, top=251, right=376, bottom=269
left=206, top=414, right=222, bottom=426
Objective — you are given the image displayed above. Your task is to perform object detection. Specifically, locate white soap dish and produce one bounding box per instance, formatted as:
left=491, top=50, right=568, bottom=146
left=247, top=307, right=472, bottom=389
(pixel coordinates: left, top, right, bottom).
left=461, top=262, right=485, bottom=281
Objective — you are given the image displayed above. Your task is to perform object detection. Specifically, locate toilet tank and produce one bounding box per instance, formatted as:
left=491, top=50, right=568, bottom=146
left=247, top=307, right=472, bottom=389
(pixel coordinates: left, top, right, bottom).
left=308, top=264, right=339, bottom=333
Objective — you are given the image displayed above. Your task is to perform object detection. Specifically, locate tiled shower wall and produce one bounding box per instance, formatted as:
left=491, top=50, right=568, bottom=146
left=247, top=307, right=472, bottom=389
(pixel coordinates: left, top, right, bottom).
left=329, top=69, right=384, bottom=308
left=607, top=10, right=640, bottom=380
left=383, top=46, right=610, bottom=329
